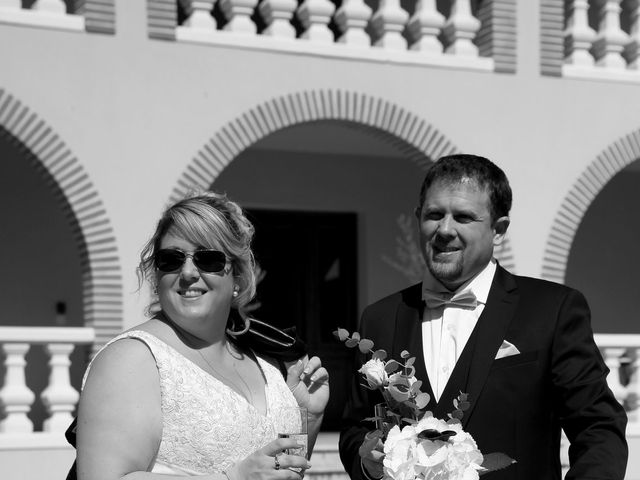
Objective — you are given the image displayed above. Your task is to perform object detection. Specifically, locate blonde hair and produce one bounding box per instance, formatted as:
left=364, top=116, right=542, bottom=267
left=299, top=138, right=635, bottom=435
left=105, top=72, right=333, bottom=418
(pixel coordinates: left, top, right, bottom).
left=138, top=191, right=256, bottom=313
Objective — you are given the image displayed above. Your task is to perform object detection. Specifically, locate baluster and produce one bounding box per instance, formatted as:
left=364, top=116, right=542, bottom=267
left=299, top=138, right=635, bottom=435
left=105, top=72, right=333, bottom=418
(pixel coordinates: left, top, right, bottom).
left=32, top=0, right=66, bottom=14
left=564, top=0, right=597, bottom=66
left=592, top=0, right=629, bottom=69
left=334, top=0, right=372, bottom=46
left=407, top=0, right=445, bottom=53
left=624, top=0, right=640, bottom=68
left=219, top=0, right=259, bottom=33
left=41, top=343, right=79, bottom=432
left=601, top=347, right=628, bottom=402
left=0, top=343, right=35, bottom=433
left=297, top=0, right=335, bottom=43
left=628, top=350, right=640, bottom=424
left=441, top=0, right=480, bottom=56
left=260, top=0, right=298, bottom=38
left=370, top=0, right=409, bottom=50
left=180, top=0, right=217, bottom=30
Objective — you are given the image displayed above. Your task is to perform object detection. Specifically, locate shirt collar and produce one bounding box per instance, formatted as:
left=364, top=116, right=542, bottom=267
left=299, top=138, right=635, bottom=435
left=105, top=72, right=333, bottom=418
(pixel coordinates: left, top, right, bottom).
left=421, top=259, right=497, bottom=305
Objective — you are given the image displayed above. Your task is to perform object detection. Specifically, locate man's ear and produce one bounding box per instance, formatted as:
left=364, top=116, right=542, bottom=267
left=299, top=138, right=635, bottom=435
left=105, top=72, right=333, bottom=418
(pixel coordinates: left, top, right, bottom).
left=493, top=216, right=510, bottom=246
left=414, top=206, right=421, bottom=220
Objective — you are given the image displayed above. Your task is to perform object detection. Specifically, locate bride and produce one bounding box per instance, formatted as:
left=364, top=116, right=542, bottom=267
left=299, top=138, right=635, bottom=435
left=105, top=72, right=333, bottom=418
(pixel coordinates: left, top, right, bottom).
left=73, top=192, right=329, bottom=479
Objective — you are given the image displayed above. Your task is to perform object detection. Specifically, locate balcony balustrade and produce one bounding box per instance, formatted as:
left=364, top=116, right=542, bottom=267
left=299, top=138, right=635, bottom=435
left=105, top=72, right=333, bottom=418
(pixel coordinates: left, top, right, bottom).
left=0, top=326, right=94, bottom=435
left=173, top=0, right=496, bottom=71
left=0, top=328, right=638, bottom=478
left=1, top=0, right=516, bottom=73
left=564, top=0, right=640, bottom=81
left=0, top=0, right=84, bottom=30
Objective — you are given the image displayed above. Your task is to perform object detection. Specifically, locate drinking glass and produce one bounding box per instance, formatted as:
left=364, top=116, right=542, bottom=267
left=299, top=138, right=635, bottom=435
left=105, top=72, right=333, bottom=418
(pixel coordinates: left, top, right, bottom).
left=276, top=406, right=308, bottom=459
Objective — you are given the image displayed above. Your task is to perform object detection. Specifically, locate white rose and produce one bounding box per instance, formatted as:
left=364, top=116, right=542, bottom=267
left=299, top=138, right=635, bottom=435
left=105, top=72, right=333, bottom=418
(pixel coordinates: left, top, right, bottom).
left=359, top=358, right=388, bottom=389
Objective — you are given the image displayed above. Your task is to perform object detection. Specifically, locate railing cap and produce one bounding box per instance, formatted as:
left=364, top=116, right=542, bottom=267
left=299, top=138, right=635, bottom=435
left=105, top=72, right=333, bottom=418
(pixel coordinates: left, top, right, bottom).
left=594, top=333, right=640, bottom=348
left=0, top=327, right=95, bottom=344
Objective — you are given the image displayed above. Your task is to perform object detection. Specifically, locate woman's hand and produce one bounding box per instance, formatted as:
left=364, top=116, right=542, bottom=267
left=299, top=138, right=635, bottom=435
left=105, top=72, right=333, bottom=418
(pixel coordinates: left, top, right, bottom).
left=227, top=437, right=309, bottom=480
left=285, top=356, right=330, bottom=418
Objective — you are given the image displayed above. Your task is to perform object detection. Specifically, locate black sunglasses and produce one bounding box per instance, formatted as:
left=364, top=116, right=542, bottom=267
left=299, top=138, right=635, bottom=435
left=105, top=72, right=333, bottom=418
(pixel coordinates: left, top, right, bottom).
left=155, top=249, right=228, bottom=273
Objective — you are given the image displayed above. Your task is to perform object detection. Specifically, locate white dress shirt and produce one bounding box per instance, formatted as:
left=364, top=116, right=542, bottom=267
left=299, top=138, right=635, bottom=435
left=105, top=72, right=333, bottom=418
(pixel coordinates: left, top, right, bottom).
left=421, top=259, right=497, bottom=401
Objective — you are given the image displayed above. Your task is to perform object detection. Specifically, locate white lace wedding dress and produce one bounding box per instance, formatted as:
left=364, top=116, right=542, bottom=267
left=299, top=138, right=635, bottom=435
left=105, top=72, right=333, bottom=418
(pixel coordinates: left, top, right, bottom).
left=84, top=330, right=300, bottom=475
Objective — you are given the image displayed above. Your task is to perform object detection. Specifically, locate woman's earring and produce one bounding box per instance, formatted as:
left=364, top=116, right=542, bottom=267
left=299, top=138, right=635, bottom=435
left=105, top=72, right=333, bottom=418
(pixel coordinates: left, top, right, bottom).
left=232, top=286, right=239, bottom=298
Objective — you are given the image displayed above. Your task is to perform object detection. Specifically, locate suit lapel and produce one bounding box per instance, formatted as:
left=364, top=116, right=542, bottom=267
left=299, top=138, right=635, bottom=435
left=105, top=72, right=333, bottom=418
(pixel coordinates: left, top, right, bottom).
left=459, top=266, right=519, bottom=427
left=393, top=284, right=436, bottom=410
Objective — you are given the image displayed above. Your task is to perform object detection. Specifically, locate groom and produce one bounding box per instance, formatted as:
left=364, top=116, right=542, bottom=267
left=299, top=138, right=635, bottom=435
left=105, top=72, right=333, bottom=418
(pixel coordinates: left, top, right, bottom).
left=339, top=154, right=627, bottom=479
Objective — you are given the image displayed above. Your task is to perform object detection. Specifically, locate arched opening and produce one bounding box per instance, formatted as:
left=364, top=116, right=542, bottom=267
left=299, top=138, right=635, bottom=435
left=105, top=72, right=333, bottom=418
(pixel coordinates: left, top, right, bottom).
left=0, top=89, right=124, bottom=432
left=0, top=129, right=86, bottom=430
left=212, top=120, right=428, bottom=430
left=565, top=160, right=640, bottom=333
left=173, top=90, right=517, bottom=430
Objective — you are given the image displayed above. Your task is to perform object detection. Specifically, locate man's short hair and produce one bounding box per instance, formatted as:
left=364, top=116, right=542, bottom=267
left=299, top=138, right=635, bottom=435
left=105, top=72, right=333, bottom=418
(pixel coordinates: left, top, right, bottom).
left=417, top=153, right=512, bottom=221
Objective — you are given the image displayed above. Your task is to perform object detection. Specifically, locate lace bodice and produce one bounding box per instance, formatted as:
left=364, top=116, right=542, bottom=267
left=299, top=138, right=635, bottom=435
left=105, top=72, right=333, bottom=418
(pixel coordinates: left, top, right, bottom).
left=83, top=330, right=299, bottom=475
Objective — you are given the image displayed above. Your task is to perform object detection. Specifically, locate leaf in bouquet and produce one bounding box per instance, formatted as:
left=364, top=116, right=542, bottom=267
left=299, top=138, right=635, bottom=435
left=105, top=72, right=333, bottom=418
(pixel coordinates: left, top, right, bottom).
left=358, top=339, right=374, bottom=353
left=418, top=410, right=433, bottom=420
left=415, top=392, right=431, bottom=409
left=409, top=380, right=423, bottom=393
left=417, top=429, right=457, bottom=441
left=372, top=349, right=387, bottom=361
left=334, top=328, right=350, bottom=341
left=480, top=453, right=516, bottom=474
left=363, top=416, right=382, bottom=423
left=404, top=365, right=416, bottom=378
left=352, top=332, right=361, bottom=341
left=450, top=409, right=464, bottom=420
left=359, top=382, right=376, bottom=390
left=345, top=338, right=359, bottom=348
left=385, top=360, right=401, bottom=373
left=403, top=400, right=417, bottom=410
left=405, top=357, right=416, bottom=368
left=400, top=350, right=410, bottom=359
left=402, top=417, right=417, bottom=425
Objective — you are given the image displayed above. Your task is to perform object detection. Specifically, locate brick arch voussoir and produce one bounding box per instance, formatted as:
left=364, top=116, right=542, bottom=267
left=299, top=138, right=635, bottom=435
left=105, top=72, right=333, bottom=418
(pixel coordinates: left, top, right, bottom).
left=542, top=132, right=640, bottom=284
left=171, top=88, right=516, bottom=271
left=0, top=89, right=123, bottom=352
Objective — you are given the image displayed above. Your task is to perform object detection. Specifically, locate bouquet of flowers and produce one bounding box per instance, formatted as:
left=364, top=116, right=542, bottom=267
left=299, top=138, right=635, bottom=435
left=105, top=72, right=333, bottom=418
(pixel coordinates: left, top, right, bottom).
left=334, top=328, right=514, bottom=480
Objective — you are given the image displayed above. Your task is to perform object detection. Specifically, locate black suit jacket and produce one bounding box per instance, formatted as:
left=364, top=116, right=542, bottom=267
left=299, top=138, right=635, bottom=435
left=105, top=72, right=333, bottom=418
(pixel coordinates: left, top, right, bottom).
left=339, top=266, right=627, bottom=480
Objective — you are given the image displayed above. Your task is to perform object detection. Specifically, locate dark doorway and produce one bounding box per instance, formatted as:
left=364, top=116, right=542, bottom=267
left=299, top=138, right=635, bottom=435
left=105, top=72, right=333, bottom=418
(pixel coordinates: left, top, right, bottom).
left=247, top=208, right=358, bottom=431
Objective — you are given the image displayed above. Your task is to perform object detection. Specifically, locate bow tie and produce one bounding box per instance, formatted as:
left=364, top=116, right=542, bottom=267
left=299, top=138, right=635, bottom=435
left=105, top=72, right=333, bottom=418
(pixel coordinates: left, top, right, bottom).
left=423, top=289, right=478, bottom=309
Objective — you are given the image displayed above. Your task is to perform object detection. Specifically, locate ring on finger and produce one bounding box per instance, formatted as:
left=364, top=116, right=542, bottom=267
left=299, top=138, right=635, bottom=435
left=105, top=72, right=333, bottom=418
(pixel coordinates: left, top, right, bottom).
left=274, top=452, right=283, bottom=470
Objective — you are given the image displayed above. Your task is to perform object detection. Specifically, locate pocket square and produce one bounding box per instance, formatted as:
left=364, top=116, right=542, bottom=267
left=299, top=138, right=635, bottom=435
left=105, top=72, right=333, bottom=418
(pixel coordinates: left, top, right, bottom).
left=495, top=340, right=520, bottom=360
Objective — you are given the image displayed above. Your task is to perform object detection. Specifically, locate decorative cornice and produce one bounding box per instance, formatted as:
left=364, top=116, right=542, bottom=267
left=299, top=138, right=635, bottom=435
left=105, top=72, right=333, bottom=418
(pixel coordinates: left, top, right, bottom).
left=0, top=89, right=122, bottom=351
left=172, top=88, right=516, bottom=272
left=542, top=131, right=640, bottom=283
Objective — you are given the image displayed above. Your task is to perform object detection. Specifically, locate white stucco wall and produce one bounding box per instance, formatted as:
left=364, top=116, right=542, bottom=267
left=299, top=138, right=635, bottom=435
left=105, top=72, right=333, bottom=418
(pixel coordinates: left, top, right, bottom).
left=1, top=0, right=639, bottom=333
